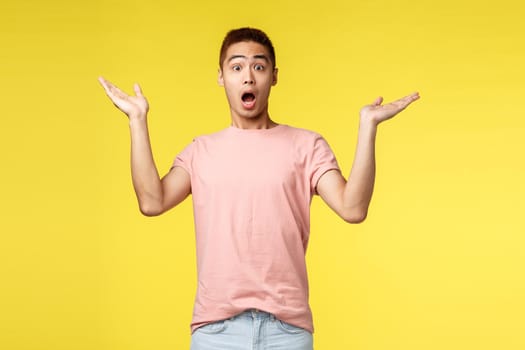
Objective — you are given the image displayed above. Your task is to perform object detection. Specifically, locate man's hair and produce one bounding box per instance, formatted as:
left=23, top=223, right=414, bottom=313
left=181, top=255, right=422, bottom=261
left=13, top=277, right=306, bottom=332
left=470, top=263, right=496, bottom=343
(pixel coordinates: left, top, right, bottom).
left=219, top=27, right=276, bottom=69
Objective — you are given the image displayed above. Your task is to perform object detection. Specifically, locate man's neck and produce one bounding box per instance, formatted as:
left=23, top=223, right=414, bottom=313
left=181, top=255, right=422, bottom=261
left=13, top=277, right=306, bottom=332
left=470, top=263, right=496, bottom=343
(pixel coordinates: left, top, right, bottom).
left=230, top=115, right=277, bottom=130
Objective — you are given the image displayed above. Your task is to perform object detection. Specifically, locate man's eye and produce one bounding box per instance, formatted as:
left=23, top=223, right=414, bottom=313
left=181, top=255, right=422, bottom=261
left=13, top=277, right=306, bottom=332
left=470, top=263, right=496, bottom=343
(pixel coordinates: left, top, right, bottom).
left=254, top=64, right=264, bottom=71
left=232, top=65, right=241, bottom=71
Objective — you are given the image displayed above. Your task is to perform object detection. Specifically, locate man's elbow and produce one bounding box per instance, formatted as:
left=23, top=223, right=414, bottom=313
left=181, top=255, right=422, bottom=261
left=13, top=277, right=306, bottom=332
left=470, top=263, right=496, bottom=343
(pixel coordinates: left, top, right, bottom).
left=138, top=202, right=164, bottom=217
left=342, top=209, right=368, bottom=224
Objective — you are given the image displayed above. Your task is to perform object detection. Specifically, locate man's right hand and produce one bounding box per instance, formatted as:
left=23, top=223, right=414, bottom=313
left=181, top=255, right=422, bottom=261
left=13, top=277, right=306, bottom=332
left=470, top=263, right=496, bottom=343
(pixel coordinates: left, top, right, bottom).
left=98, top=76, right=149, bottom=120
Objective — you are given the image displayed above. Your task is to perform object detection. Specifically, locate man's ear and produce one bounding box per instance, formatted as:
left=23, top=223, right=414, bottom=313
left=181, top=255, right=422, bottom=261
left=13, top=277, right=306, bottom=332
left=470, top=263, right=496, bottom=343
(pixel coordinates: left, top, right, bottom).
left=218, top=68, right=224, bottom=86
left=272, top=67, right=278, bottom=86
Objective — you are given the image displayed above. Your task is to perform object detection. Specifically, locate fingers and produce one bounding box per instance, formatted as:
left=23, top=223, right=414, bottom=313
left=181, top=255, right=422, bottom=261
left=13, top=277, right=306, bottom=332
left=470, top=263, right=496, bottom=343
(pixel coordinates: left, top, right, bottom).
left=401, top=92, right=420, bottom=104
left=98, top=76, right=131, bottom=102
left=98, top=76, right=111, bottom=95
left=386, top=92, right=420, bottom=110
left=399, top=92, right=420, bottom=108
left=98, top=76, right=120, bottom=96
left=98, top=77, right=145, bottom=99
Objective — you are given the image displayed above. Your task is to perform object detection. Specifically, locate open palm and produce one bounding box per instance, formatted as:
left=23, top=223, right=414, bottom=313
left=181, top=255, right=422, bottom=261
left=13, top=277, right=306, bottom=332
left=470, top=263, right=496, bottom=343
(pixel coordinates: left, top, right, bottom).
left=360, top=92, right=420, bottom=125
left=98, top=76, right=149, bottom=119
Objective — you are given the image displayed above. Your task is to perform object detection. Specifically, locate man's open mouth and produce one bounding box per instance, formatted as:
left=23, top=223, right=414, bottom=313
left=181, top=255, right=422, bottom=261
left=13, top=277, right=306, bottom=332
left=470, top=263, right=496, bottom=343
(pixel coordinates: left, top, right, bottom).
left=241, top=93, right=256, bottom=109
left=242, top=93, right=255, bottom=102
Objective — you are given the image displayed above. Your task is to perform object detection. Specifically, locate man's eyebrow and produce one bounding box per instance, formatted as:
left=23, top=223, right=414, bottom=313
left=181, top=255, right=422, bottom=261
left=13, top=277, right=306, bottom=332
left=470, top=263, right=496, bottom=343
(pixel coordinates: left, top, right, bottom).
left=253, top=54, right=270, bottom=62
left=227, top=54, right=270, bottom=62
left=228, top=55, right=247, bottom=62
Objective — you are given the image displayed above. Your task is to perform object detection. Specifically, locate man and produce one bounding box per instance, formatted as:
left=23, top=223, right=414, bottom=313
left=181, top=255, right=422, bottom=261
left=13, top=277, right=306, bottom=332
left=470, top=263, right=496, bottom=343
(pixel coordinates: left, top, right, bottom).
left=99, top=27, right=419, bottom=350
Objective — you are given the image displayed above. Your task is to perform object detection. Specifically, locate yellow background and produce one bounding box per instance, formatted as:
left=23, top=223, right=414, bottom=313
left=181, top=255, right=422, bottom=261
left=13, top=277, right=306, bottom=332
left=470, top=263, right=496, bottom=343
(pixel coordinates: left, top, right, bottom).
left=1, top=0, right=524, bottom=349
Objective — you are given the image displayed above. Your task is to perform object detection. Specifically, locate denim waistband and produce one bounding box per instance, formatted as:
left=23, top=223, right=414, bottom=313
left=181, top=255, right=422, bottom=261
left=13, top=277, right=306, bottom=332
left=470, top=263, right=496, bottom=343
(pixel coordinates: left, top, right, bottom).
left=230, top=308, right=276, bottom=321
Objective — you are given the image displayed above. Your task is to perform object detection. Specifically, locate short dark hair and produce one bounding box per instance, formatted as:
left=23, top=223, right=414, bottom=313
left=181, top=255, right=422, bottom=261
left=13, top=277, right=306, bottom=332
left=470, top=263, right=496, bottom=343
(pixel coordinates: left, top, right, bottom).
left=219, top=27, right=276, bottom=69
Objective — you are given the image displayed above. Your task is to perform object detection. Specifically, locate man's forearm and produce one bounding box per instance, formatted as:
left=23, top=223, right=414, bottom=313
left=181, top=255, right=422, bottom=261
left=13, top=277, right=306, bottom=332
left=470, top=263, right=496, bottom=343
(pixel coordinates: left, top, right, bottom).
left=343, top=121, right=378, bottom=220
left=129, top=116, right=163, bottom=216
left=317, top=93, right=419, bottom=223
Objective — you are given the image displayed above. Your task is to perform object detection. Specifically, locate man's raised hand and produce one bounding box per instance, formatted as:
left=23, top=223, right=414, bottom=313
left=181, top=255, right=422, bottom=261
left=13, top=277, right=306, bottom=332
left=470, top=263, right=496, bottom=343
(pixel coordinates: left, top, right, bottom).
left=98, top=77, right=149, bottom=120
left=360, top=92, right=420, bottom=126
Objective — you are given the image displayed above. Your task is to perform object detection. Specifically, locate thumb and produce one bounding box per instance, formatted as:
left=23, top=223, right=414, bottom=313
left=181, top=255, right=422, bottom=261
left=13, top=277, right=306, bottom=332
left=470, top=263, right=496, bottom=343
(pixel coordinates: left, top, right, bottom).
left=372, top=96, right=383, bottom=106
left=133, top=83, right=143, bottom=97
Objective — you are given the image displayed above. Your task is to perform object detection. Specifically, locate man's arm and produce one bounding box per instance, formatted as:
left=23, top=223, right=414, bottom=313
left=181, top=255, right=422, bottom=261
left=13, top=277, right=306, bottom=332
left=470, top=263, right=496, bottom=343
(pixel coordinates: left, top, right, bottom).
left=316, top=92, right=420, bottom=223
left=98, top=77, right=191, bottom=216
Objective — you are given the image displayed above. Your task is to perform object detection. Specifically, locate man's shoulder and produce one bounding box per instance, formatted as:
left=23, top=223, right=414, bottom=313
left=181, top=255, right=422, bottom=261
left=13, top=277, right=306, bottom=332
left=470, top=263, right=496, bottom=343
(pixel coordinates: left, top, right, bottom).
left=280, top=124, right=324, bottom=140
left=188, top=127, right=231, bottom=143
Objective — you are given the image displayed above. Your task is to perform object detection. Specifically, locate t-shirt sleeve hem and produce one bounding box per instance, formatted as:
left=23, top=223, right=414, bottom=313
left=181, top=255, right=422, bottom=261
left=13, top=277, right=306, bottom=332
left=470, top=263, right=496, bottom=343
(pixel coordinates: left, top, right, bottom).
left=170, top=161, right=191, bottom=176
left=311, top=165, right=341, bottom=195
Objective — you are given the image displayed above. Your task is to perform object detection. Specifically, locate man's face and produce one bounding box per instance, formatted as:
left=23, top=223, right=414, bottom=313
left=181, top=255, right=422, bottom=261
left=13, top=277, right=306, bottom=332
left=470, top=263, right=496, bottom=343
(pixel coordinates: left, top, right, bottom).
left=218, top=41, right=278, bottom=123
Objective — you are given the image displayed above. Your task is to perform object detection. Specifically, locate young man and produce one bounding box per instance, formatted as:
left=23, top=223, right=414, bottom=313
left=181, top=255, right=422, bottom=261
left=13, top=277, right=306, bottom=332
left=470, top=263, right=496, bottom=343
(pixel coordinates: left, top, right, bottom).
left=99, top=27, right=419, bottom=350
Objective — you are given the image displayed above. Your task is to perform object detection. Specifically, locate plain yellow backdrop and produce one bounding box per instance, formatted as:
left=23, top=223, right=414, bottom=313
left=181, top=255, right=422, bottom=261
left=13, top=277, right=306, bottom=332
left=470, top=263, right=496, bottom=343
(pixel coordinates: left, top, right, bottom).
left=1, top=0, right=524, bottom=349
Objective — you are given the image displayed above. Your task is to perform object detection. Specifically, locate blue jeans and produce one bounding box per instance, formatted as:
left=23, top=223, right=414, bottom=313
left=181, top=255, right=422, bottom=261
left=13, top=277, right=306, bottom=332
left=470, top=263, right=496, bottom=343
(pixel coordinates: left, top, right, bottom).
left=190, top=309, right=313, bottom=350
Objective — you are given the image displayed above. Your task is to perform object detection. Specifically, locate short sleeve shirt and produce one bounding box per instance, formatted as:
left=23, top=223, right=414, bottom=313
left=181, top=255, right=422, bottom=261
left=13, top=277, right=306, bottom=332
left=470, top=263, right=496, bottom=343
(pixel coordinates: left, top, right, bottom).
left=173, top=124, right=340, bottom=334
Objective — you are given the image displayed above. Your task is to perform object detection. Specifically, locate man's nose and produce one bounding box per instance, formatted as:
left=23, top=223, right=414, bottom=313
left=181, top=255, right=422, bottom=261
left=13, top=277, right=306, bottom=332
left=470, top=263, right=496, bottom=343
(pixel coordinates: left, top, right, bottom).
left=243, top=70, right=254, bottom=85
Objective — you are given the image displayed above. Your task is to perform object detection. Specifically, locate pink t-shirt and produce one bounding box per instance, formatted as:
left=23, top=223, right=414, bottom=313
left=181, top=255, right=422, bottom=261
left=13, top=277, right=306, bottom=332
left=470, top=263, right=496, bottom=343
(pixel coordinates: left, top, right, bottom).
left=172, top=124, right=340, bottom=334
